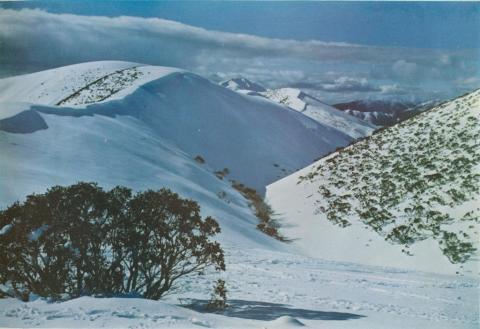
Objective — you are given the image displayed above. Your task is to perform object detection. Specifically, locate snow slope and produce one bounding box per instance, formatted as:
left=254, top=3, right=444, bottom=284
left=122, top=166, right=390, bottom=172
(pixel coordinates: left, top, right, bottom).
left=0, top=246, right=477, bottom=328
left=267, top=89, right=480, bottom=275
left=0, top=60, right=358, bottom=249
left=220, top=77, right=266, bottom=94
left=0, top=62, right=477, bottom=329
left=261, top=88, right=377, bottom=139
left=0, top=62, right=354, bottom=195
left=220, top=80, right=376, bottom=139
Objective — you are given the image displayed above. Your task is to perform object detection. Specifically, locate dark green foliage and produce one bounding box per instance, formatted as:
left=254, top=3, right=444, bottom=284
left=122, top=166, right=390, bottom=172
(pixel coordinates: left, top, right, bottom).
left=440, top=232, right=476, bottom=263
left=230, top=180, right=286, bottom=241
left=194, top=155, right=206, bottom=164
left=214, top=168, right=230, bottom=180
left=0, top=183, right=225, bottom=301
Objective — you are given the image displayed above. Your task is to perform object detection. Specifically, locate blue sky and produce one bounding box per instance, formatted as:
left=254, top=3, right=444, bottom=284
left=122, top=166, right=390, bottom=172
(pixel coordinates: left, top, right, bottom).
left=1, top=1, right=479, bottom=103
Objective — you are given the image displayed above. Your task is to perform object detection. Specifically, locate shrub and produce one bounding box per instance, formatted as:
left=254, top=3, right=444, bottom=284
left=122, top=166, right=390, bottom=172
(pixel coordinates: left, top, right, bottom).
left=194, top=155, right=206, bottom=164
left=0, top=183, right=225, bottom=301
left=214, top=168, right=230, bottom=180
left=230, top=180, right=286, bottom=241
left=206, top=279, right=227, bottom=311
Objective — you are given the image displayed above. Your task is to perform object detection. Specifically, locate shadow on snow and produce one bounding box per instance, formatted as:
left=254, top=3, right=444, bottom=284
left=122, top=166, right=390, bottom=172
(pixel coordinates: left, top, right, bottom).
left=183, top=299, right=365, bottom=321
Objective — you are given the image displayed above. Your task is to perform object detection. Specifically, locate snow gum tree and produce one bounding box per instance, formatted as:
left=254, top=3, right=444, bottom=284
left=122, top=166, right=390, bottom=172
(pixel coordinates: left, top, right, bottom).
left=0, top=183, right=225, bottom=301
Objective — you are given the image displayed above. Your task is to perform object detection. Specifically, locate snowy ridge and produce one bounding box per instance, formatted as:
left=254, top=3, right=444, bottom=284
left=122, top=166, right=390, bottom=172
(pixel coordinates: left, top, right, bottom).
left=220, top=77, right=266, bottom=94
left=221, top=80, right=376, bottom=139
left=334, top=99, right=421, bottom=126
left=0, top=61, right=182, bottom=109
left=0, top=61, right=355, bottom=249
left=260, top=87, right=377, bottom=139
left=262, top=88, right=308, bottom=112
left=267, top=89, right=480, bottom=275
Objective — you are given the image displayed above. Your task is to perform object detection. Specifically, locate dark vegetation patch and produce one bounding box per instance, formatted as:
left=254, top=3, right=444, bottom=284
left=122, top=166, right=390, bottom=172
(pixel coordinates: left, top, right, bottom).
left=0, top=182, right=225, bottom=301
left=194, top=155, right=206, bottom=164
left=230, top=180, right=287, bottom=242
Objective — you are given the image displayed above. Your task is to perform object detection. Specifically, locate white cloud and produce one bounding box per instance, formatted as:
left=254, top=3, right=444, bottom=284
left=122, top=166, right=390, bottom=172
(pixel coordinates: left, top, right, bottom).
left=320, top=77, right=378, bottom=92
left=0, top=9, right=466, bottom=72
left=455, top=76, right=480, bottom=86
left=0, top=8, right=478, bottom=101
left=392, top=60, right=418, bottom=79
left=379, top=84, right=407, bottom=95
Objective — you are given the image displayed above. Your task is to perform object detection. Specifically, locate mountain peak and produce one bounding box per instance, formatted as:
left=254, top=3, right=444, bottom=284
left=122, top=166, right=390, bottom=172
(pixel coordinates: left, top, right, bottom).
left=220, top=77, right=266, bottom=93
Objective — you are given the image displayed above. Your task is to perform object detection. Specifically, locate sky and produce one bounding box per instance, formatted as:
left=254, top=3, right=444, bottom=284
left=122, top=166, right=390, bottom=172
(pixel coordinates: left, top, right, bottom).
left=0, top=1, right=479, bottom=103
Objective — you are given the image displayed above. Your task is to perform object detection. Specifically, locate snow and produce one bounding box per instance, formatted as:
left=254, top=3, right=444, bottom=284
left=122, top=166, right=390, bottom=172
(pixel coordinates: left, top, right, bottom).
left=221, top=81, right=376, bottom=140
left=262, top=88, right=308, bottom=112
left=0, top=61, right=354, bottom=194
left=266, top=89, right=480, bottom=276
left=0, top=224, right=12, bottom=236
left=220, top=78, right=266, bottom=93
left=0, top=62, right=478, bottom=329
left=260, top=88, right=377, bottom=139
left=0, top=246, right=478, bottom=328
left=0, top=61, right=140, bottom=106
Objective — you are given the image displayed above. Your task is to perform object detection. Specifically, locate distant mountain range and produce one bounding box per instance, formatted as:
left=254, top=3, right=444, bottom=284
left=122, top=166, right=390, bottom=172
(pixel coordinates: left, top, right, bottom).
left=220, top=77, right=442, bottom=127
left=333, top=99, right=440, bottom=126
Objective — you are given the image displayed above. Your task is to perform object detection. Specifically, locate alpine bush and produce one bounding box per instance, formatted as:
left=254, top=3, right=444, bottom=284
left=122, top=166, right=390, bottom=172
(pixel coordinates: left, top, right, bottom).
left=0, top=183, right=225, bottom=301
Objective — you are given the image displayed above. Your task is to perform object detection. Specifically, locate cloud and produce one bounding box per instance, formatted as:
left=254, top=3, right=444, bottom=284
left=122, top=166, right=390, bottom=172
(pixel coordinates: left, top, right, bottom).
left=320, top=77, right=378, bottom=93
left=455, top=76, right=480, bottom=86
left=392, top=60, right=418, bottom=79
left=0, top=9, right=470, bottom=72
left=0, top=8, right=478, bottom=102
left=379, top=84, right=409, bottom=95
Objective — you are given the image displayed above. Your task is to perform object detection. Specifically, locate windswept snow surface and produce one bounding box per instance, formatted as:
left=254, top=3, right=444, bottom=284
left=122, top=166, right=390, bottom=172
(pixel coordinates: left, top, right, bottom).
left=220, top=78, right=266, bottom=94
left=0, top=247, right=478, bottom=328
left=267, top=89, right=480, bottom=276
left=0, top=61, right=140, bottom=106
left=261, top=88, right=377, bottom=139
left=220, top=80, right=376, bottom=140
left=0, top=62, right=477, bottom=329
left=0, top=61, right=353, bottom=194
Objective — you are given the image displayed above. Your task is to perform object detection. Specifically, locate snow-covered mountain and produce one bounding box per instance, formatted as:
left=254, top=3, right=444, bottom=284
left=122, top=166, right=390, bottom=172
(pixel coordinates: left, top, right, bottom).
left=333, top=99, right=419, bottom=126
left=0, top=61, right=358, bottom=250
left=267, top=89, right=480, bottom=275
left=221, top=80, right=376, bottom=139
left=261, top=88, right=377, bottom=139
left=0, top=62, right=478, bottom=329
left=219, top=77, right=266, bottom=95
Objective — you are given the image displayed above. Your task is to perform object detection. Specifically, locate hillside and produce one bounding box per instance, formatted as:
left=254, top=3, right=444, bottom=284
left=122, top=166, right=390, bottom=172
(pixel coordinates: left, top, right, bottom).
left=333, top=99, right=420, bottom=126
left=219, top=77, right=266, bottom=94
left=221, top=80, right=376, bottom=139
left=261, top=88, right=377, bottom=139
left=267, top=89, right=480, bottom=275
left=0, top=62, right=356, bottom=194
left=0, top=62, right=478, bottom=329
left=0, top=61, right=359, bottom=251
